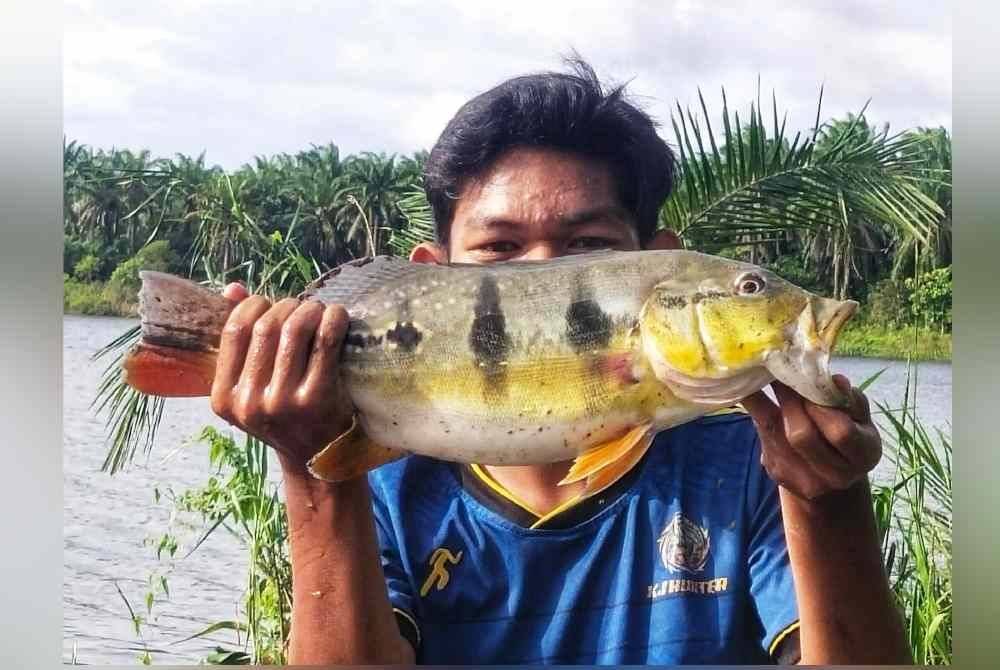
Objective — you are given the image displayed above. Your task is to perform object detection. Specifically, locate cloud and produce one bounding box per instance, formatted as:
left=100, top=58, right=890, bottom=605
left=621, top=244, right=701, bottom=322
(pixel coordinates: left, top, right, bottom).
left=64, top=0, right=951, bottom=169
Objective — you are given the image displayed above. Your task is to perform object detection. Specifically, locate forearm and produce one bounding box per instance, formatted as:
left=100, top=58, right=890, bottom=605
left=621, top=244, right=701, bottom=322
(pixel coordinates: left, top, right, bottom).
left=280, top=456, right=414, bottom=665
left=780, top=480, right=910, bottom=664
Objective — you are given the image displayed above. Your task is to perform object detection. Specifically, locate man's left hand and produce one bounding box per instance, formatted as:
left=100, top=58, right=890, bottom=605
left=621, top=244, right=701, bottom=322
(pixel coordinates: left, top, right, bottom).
left=742, top=375, right=882, bottom=501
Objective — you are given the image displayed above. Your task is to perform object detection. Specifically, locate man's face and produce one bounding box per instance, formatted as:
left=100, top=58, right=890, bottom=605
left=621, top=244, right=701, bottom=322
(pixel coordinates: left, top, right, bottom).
left=412, top=147, right=657, bottom=266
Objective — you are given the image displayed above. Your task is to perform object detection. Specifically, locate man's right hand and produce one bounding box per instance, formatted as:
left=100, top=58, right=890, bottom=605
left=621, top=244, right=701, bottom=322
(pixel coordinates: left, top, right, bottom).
left=210, top=283, right=355, bottom=467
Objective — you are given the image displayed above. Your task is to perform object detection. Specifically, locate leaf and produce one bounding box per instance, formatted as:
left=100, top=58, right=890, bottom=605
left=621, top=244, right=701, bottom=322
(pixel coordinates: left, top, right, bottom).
left=858, top=367, right=888, bottom=392
left=172, top=620, right=249, bottom=645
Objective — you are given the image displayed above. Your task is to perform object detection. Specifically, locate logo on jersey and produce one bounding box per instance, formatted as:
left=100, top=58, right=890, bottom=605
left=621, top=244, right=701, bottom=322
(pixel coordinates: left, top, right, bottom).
left=420, top=547, right=463, bottom=597
left=657, top=513, right=710, bottom=573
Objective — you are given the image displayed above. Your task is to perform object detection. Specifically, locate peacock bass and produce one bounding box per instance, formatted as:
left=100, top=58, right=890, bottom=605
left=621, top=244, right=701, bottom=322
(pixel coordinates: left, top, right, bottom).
left=122, top=250, right=857, bottom=497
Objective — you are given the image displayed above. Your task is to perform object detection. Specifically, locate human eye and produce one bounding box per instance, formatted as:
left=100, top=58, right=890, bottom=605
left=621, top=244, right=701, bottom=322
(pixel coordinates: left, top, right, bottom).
left=471, top=239, right=521, bottom=260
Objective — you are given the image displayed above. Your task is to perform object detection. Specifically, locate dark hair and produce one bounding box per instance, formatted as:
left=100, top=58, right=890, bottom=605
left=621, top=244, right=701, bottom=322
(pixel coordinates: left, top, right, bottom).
left=423, top=58, right=676, bottom=245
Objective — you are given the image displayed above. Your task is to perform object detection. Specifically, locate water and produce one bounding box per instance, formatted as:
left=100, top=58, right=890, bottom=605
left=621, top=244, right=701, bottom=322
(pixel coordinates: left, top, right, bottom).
left=62, top=315, right=952, bottom=665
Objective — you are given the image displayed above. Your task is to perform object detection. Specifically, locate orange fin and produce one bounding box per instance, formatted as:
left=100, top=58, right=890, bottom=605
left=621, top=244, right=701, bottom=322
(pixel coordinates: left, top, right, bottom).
left=122, top=342, right=217, bottom=397
left=559, top=423, right=654, bottom=486
left=307, top=419, right=406, bottom=482
left=581, top=427, right=656, bottom=497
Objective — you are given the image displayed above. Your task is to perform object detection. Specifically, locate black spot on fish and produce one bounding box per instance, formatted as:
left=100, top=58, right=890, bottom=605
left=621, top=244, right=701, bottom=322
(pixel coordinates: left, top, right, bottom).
left=692, top=290, right=728, bottom=304
left=565, top=298, right=613, bottom=352
left=386, top=322, right=422, bottom=350
left=345, top=332, right=383, bottom=349
left=660, top=295, right=688, bottom=309
left=469, top=275, right=510, bottom=396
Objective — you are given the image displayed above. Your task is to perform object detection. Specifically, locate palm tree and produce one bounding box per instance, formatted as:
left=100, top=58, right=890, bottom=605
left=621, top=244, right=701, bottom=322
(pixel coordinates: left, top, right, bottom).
left=891, top=127, right=951, bottom=279
left=659, top=88, right=945, bottom=300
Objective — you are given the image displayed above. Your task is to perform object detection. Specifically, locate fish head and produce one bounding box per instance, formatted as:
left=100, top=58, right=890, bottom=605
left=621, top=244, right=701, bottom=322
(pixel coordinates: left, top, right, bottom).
left=639, top=255, right=858, bottom=407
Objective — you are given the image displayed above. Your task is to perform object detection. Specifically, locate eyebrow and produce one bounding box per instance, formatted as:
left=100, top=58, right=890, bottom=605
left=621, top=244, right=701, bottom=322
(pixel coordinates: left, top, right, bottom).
left=466, top=205, right=634, bottom=232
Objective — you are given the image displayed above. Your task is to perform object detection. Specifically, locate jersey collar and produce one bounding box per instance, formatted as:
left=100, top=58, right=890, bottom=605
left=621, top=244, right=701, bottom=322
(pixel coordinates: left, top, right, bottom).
left=458, top=455, right=647, bottom=531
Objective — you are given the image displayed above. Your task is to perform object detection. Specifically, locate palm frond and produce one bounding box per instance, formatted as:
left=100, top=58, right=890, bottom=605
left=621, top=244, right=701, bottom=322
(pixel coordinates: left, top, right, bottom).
left=90, top=325, right=166, bottom=474
left=389, top=188, right=435, bottom=257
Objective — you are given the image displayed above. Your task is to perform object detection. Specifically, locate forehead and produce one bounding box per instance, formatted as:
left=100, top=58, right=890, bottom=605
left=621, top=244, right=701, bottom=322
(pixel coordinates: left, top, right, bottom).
left=451, top=146, right=622, bottom=229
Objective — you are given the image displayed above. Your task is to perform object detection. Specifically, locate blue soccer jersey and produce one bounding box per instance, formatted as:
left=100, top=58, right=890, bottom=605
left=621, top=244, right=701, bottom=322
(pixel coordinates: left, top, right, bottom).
left=367, top=412, right=800, bottom=664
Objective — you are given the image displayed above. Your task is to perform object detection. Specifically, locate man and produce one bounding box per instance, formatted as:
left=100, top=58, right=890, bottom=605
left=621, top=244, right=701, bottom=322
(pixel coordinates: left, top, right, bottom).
left=211, top=61, right=908, bottom=664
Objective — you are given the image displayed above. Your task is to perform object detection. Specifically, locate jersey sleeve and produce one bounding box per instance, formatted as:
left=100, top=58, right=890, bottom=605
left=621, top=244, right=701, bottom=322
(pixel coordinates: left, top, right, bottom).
left=744, top=435, right=800, bottom=661
left=369, top=476, right=422, bottom=653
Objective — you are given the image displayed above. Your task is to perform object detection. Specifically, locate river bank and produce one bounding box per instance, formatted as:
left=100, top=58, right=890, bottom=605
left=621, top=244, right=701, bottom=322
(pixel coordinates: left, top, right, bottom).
left=66, top=279, right=953, bottom=362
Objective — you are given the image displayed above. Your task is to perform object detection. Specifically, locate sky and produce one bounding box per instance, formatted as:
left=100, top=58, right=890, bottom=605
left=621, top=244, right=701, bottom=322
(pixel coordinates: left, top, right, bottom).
left=64, top=0, right=952, bottom=170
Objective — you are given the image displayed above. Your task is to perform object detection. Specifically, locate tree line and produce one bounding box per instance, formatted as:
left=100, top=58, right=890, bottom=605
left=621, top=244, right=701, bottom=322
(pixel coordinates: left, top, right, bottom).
left=63, top=88, right=951, bottom=328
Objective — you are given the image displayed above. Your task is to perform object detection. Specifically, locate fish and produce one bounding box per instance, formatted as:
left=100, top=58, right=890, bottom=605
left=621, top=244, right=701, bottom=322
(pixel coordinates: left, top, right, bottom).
left=122, top=249, right=858, bottom=496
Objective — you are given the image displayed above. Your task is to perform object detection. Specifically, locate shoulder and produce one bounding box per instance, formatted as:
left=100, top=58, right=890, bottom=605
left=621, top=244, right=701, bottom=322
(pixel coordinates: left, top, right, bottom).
left=368, top=455, right=462, bottom=514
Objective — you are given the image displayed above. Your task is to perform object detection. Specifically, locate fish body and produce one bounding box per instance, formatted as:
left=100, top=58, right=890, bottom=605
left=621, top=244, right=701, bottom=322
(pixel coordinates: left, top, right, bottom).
left=125, top=250, right=857, bottom=493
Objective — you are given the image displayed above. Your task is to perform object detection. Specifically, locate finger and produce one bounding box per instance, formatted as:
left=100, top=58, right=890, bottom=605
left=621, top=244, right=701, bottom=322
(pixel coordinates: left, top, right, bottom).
left=740, top=390, right=783, bottom=442
left=772, top=381, right=852, bottom=474
left=803, top=394, right=881, bottom=473
left=213, top=296, right=272, bottom=397
left=300, top=304, right=350, bottom=400
left=833, top=373, right=873, bottom=424
left=222, top=282, right=250, bottom=303
left=269, top=301, right=325, bottom=401
left=238, top=298, right=302, bottom=394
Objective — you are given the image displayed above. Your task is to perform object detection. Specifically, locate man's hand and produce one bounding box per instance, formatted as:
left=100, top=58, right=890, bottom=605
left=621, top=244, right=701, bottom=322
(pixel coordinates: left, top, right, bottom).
left=741, top=375, right=882, bottom=500
left=209, top=283, right=355, bottom=466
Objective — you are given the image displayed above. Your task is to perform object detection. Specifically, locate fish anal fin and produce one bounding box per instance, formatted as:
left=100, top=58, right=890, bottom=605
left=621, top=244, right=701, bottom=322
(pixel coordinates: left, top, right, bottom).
left=307, top=421, right=406, bottom=482
left=559, top=422, right=654, bottom=486
left=583, top=427, right=656, bottom=497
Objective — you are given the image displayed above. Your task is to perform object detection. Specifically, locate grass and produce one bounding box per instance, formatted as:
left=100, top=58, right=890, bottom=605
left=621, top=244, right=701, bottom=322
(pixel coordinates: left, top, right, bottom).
left=836, top=321, right=951, bottom=361
left=871, top=385, right=952, bottom=664
left=64, top=277, right=138, bottom=317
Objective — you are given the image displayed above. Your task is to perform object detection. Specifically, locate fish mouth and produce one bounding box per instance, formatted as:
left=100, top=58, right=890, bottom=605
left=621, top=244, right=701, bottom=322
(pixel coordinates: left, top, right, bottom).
left=815, top=297, right=859, bottom=350
left=764, top=297, right=859, bottom=408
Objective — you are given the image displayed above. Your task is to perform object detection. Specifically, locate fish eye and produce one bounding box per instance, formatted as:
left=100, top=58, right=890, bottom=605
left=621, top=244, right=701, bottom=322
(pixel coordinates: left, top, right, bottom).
left=735, top=273, right=765, bottom=296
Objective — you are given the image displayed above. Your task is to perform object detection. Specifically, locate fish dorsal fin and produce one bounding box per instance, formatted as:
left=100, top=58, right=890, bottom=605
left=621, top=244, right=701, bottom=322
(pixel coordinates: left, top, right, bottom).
left=299, top=256, right=434, bottom=308
left=559, top=423, right=655, bottom=497
left=307, top=418, right=407, bottom=482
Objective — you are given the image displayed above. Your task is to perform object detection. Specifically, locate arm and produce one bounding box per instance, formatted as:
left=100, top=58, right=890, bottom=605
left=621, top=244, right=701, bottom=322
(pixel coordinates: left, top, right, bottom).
left=780, top=480, right=907, bottom=664
left=743, top=376, right=910, bottom=665
left=280, top=458, right=415, bottom=664
left=211, top=285, right=413, bottom=665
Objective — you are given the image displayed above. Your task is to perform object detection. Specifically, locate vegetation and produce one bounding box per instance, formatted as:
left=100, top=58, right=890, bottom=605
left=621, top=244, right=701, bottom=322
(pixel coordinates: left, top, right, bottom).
left=871, top=381, right=952, bottom=664
left=75, top=84, right=952, bottom=664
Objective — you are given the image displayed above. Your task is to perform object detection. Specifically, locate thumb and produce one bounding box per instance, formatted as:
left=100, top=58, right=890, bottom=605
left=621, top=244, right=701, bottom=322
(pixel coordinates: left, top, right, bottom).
left=222, top=282, right=250, bottom=303
left=740, top=390, right=783, bottom=441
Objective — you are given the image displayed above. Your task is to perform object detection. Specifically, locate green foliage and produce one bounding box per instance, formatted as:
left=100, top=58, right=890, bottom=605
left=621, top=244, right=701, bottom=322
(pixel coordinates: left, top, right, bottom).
left=836, top=322, right=951, bottom=361
left=871, top=384, right=952, bottom=664
left=141, top=427, right=291, bottom=665
left=906, top=267, right=952, bottom=332
left=109, top=240, right=178, bottom=291
left=865, top=277, right=913, bottom=329
left=64, top=277, right=117, bottom=315
left=762, top=254, right=825, bottom=295
left=73, top=254, right=102, bottom=281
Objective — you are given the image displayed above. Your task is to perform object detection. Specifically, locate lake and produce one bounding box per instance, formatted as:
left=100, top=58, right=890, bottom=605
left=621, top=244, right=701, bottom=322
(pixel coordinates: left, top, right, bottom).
left=62, top=314, right=952, bottom=664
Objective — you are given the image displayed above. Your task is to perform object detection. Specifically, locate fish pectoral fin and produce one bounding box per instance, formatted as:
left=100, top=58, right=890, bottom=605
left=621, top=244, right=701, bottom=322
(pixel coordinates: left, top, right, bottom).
left=559, top=423, right=655, bottom=497
left=582, top=428, right=656, bottom=498
left=307, top=420, right=406, bottom=482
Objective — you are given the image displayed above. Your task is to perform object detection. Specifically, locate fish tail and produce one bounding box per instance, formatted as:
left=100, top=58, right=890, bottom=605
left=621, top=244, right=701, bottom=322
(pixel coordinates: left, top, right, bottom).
left=122, top=271, right=233, bottom=397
